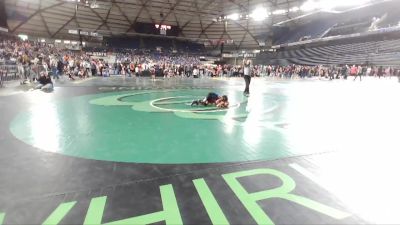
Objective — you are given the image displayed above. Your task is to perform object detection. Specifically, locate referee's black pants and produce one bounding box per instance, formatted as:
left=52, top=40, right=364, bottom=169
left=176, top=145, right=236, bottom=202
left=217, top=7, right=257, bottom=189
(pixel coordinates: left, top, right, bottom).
left=244, top=75, right=251, bottom=94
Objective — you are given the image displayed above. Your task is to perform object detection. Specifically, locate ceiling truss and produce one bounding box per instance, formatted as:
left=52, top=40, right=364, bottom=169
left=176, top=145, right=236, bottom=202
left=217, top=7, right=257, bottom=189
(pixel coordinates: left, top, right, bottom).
left=5, top=0, right=306, bottom=49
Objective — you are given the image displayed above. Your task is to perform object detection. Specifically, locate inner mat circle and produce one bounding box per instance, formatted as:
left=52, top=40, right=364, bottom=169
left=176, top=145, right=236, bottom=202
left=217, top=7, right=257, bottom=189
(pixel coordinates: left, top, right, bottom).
left=10, top=89, right=290, bottom=164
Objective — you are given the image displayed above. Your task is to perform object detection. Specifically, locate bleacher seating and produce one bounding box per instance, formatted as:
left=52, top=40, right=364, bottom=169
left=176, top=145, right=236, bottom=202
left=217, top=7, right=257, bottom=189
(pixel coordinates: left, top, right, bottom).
left=143, top=37, right=173, bottom=50
left=105, top=36, right=141, bottom=49
left=325, top=19, right=372, bottom=37
left=378, top=13, right=400, bottom=29
left=175, top=40, right=205, bottom=53
left=274, top=20, right=336, bottom=44
left=257, top=38, right=400, bottom=66
left=274, top=1, right=400, bottom=44
left=105, top=36, right=205, bottom=54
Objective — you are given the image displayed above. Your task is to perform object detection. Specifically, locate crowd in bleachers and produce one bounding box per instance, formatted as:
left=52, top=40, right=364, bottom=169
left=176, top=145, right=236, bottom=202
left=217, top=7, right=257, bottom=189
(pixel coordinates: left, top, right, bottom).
left=105, top=36, right=205, bottom=54
left=254, top=64, right=400, bottom=80
left=2, top=32, right=400, bottom=88
left=0, top=34, right=209, bottom=84
left=211, top=63, right=399, bottom=81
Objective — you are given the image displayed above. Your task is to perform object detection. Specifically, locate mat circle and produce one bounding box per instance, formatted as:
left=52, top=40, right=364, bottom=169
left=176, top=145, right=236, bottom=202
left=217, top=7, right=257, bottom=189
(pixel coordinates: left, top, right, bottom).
left=10, top=89, right=286, bottom=164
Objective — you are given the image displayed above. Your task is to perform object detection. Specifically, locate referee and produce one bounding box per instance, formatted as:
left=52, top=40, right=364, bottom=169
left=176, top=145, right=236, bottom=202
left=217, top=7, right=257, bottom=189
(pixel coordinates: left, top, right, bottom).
left=243, top=59, right=251, bottom=96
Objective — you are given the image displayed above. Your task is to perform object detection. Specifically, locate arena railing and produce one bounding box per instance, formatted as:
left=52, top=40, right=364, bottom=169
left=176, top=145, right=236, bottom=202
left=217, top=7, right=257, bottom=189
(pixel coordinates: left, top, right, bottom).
left=0, top=65, right=19, bottom=86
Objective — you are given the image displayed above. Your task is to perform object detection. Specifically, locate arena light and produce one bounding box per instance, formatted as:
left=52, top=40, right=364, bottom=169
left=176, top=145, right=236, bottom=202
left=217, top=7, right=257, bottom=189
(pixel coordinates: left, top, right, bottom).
left=289, top=6, right=300, bottom=12
left=300, top=0, right=372, bottom=11
left=321, top=0, right=371, bottom=10
left=300, top=0, right=320, bottom=11
left=227, top=13, right=240, bottom=21
left=68, top=29, right=78, bottom=34
left=89, top=0, right=99, bottom=9
left=272, top=9, right=287, bottom=15
left=18, top=34, right=28, bottom=41
left=250, top=7, right=268, bottom=21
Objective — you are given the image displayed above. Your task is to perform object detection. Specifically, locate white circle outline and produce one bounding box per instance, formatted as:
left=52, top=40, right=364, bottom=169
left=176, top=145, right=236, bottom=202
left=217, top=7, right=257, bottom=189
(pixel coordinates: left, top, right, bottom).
left=218, top=100, right=283, bottom=130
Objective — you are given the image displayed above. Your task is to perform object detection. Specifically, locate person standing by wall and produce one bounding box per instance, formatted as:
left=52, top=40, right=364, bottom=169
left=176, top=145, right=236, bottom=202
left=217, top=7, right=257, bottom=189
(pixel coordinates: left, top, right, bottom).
left=50, top=57, right=59, bottom=80
left=328, top=65, right=335, bottom=80
left=378, top=66, right=383, bottom=79
left=350, top=65, right=357, bottom=78
left=354, top=65, right=365, bottom=81
left=396, top=67, right=400, bottom=83
left=243, top=59, right=251, bottom=97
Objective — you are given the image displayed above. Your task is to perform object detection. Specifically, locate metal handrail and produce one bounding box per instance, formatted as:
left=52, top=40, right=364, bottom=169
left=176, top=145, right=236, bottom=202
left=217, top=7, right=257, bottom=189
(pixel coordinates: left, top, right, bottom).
left=0, top=65, right=20, bottom=87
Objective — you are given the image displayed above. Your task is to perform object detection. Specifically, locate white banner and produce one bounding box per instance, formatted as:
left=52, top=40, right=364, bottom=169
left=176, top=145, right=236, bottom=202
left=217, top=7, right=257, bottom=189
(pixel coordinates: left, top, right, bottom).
left=0, top=27, right=8, bottom=32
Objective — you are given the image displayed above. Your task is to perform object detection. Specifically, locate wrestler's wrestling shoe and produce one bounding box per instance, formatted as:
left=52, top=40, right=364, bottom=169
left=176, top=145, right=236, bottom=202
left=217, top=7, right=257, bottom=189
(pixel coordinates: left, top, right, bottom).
left=191, top=100, right=199, bottom=106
